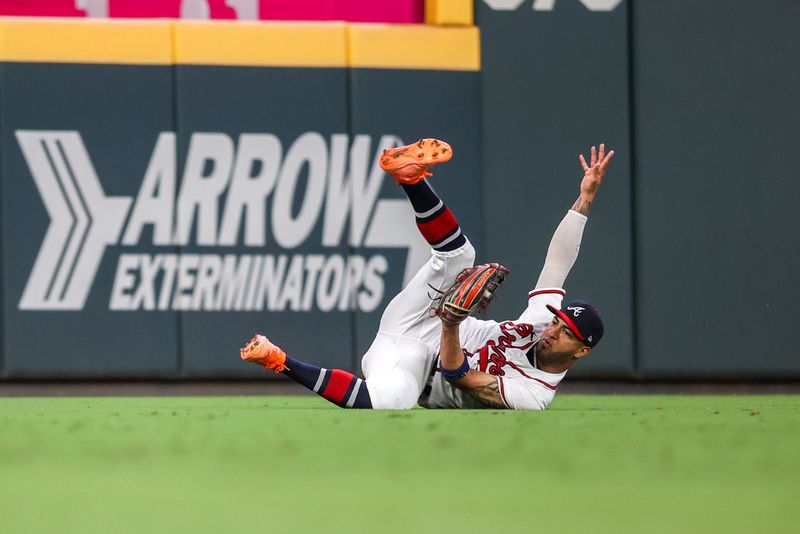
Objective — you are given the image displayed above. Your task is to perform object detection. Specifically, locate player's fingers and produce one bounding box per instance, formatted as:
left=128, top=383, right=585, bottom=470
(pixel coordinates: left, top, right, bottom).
left=579, top=153, right=589, bottom=171
left=600, top=149, right=615, bottom=169
left=590, top=146, right=597, bottom=166
left=598, top=143, right=605, bottom=162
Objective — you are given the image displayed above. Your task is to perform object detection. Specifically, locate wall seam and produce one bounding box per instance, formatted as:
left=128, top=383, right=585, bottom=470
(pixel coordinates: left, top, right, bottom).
left=626, top=0, right=641, bottom=379
left=344, top=27, right=359, bottom=375
left=171, top=23, right=185, bottom=379
left=0, top=63, right=5, bottom=379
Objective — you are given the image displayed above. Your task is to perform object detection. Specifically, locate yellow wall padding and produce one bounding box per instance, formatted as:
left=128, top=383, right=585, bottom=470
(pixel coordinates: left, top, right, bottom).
left=347, top=24, right=480, bottom=71
left=0, top=17, right=172, bottom=64
left=0, top=17, right=480, bottom=71
left=173, top=21, right=347, bottom=67
left=425, top=0, right=474, bottom=26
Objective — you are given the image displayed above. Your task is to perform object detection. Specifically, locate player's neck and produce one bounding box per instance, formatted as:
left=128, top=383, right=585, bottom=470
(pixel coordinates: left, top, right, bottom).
left=531, top=345, right=573, bottom=374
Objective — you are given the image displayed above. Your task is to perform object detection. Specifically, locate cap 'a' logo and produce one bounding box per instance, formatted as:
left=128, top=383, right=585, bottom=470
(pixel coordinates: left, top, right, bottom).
left=567, top=305, right=585, bottom=317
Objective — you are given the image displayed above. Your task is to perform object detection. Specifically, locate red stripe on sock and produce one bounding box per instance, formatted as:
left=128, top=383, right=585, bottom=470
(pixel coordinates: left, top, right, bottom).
left=417, top=208, right=458, bottom=244
left=321, top=369, right=355, bottom=404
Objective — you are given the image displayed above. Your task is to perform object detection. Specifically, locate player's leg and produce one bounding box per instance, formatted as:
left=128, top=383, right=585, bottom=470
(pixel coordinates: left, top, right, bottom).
left=373, top=241, right=475, bottom=349
left=359, top=334, right=432, bottom=409
left=381, top=138, right=466, bottom=253
left=401, top=178, right=467, bottom=253
left=360, top=138, right=475, bottom=408
left=239, top=239, right=471, bottom=411
left=375, top=137, right=471, bottom=341
left=359, top=241, right=475, bottom=409
left=240, top=336, right=372, bottom=409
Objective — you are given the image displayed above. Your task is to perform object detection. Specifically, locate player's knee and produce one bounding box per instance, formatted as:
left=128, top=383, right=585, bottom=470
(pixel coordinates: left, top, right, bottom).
left=462, top=241, right=476, bottom=265
left=434, top=239, right=475, bottom=272
left=365, top=371, right=420, bottom=410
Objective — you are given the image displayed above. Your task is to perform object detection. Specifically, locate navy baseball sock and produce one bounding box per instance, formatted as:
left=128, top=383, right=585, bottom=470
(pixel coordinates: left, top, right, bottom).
left=401, top=181, right=467, bottom=252
left=282, top=356, right=372, bottom=409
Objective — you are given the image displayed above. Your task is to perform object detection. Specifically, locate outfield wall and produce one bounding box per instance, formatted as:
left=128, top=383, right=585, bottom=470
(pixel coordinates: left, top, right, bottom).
left=2, top=1, right=799, bottom=381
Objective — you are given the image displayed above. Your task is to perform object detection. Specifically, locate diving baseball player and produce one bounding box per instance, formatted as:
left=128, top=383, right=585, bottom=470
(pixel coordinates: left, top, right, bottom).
left=240, top=139, right=614, bottom=410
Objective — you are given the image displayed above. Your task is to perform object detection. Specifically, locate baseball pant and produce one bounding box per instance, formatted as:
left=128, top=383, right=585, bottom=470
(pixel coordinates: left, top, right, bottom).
left=361, top=239, right=475, bottom=409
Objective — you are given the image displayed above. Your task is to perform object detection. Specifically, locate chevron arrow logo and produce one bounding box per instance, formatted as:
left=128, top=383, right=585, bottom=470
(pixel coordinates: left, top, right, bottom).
left=16, top=131, right=132, bottom=310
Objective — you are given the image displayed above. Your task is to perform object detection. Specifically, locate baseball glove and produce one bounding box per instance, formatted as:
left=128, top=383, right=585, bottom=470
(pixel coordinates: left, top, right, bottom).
left=431, top=263, right=510, bottom=324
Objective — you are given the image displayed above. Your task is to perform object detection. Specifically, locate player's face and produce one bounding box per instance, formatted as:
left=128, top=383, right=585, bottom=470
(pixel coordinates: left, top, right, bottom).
left=538, top=316, right=589, bottom=359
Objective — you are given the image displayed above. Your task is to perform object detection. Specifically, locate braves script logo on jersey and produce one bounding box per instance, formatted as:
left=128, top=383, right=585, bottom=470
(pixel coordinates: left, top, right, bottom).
left=16, top=130, right=430, bottom=312
left=467, top=322, right=536, bottom=376
left=567, top=306, right=585, bottom=316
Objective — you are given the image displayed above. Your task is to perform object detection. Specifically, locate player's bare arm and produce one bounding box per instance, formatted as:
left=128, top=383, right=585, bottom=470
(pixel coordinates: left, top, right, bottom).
left=440, top=321, right=507, bottom=409
left=572, top=143, right=614, bottom=216
left=452, top=371, right=506, bottom=409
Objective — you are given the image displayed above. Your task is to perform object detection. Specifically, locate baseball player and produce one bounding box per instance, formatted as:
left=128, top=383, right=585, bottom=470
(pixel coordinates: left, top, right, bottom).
left=241, top=139, right=614, bottom=410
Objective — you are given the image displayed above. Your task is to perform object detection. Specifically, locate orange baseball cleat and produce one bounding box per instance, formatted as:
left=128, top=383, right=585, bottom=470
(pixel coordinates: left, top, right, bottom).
left=239, top=334, right=289, bottom=373
left=379, top=138, right=453, bottom=185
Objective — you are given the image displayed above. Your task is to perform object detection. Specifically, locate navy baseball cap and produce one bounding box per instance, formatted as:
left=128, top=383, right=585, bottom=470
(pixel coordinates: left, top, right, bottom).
left=545, top=300, right=604, bottom=348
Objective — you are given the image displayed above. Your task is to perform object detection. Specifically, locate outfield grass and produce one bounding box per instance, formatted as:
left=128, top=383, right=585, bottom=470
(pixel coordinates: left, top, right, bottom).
left=0, top=395, right=798, bottom=533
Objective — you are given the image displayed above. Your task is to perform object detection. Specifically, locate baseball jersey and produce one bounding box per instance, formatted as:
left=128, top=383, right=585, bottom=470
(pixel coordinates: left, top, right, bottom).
left=418, top=288, right=567, bottom=410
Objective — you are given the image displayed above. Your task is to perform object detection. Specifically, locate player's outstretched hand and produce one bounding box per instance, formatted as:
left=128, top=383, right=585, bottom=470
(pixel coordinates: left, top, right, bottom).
left=578, top=144, right=614, bottom=201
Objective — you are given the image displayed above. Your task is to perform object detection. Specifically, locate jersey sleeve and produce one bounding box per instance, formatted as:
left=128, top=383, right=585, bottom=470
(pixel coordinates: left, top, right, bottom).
left=516, top=288, right=564, bottom=328
left=497, top=376, right=556, bottom=411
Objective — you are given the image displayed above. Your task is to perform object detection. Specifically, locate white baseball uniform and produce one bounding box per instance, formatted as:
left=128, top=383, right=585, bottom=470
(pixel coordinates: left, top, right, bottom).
left=418, top=289, right=567, bottom=410
left=361, top=209, right=587, bottom=410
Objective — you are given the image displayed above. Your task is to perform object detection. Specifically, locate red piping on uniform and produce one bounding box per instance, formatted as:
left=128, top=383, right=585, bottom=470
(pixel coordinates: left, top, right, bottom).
left=498, top=377, right=511, bottom=408
left=528, top=289, right=565, bottom=298
left=505, top=362, right=558, bottom=391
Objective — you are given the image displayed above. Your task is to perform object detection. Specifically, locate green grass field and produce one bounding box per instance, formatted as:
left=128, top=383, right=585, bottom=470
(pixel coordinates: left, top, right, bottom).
left=1, top=395, right=798, bottom=533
